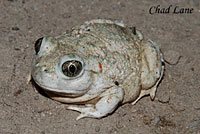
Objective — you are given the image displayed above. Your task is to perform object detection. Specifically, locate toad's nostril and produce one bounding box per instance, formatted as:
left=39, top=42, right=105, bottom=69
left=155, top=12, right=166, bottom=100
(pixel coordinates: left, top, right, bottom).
left=34, top=37, right=44, bottom=55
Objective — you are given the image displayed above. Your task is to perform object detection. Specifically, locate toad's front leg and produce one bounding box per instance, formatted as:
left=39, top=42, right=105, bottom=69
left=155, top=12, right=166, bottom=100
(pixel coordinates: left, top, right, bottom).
left=66, top=86, right=124, bottom=120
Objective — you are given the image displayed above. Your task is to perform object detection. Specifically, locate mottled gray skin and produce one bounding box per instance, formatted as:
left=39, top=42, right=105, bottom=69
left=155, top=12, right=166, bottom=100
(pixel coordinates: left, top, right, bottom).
left=31, top=19, right=164, bottom=120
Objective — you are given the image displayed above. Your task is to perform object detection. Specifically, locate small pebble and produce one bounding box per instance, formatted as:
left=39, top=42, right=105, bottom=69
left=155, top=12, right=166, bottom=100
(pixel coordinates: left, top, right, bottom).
left=8, top=36, right=16, bottom=43
left=41, top=113, right=45, bottom=117
left=34, top=96, right=39, bottom=100
left=158, top=90, right=170, bottom=103
left=13, top=89, right=22, bottom=96
left=62, top=13, right=71, bottom=18
left=157, top=83, right=170, bottom=103
left=12, top=26, right=20, bottom=31
left=143, top=115, right=152, bottom=125
left=164, top=50, right=180, bottom=65
left=170, top=102, right=185, bottom=112
left=152, top=116, right=161, bottom=126
left=108, top=127, right=118, bottom=134
left=116, top=121, right=123, bottom=129
left=187, top=118, right=200, bottom=132
left=95, top=126, right=100, bottom=132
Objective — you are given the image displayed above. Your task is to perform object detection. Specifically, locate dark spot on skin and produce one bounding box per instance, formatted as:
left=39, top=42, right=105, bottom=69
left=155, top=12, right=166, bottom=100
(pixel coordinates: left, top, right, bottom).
left=114, top=81, right=119, bottom=86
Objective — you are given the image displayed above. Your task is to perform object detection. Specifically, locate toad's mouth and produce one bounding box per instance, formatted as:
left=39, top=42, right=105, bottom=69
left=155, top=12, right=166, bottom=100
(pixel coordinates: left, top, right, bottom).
left=31, top=76, right=89, bottom=97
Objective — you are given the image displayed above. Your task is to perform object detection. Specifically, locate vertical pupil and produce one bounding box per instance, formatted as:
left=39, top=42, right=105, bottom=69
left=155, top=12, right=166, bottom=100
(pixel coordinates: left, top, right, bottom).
left=69, top=64, right=76, bottom=73
left=62, top=60, right=82, bottom=77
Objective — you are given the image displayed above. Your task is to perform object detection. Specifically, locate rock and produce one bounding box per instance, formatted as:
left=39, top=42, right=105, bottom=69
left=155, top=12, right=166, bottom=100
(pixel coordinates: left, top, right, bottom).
left=11, top=26, right=20, bottom=31
left=152, top=116, right=161, bottom=126
left=164, top=50, right=181, bottom=65
left=187, top=118, right=200, bottom=133
left=116, top=120, right=123, bottom=129
left=95, top=126, right=100, bottom=132
left=158, top=90, right=170, bottom=103
left=157, top=84, right=170, bottom=103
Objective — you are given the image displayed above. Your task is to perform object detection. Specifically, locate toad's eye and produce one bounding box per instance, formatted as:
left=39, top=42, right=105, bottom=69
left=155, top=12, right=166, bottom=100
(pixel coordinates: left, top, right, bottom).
left=34, top=37, right=43, bottom=55
left=62, top=60, right=82, bottom=77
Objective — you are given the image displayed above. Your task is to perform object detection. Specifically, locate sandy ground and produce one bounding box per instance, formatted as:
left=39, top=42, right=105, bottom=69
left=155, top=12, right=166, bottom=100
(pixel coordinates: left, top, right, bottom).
left=0, top=0, right=200, bottom=134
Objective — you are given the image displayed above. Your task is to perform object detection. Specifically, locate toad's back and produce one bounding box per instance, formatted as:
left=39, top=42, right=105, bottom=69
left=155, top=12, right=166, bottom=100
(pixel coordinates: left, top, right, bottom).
left=55, top=20, right=142, bottom=88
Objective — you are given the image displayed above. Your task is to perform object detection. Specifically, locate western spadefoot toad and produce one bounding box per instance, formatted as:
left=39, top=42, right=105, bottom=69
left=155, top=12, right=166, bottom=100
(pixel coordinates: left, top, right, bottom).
left=31, top=19, right=164, bottom=120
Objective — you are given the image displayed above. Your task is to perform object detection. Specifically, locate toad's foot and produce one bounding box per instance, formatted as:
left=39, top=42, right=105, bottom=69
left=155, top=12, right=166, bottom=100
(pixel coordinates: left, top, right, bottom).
left=131, top=83, right=158, bottom=105
left=66, top=87, right=124, bottom=120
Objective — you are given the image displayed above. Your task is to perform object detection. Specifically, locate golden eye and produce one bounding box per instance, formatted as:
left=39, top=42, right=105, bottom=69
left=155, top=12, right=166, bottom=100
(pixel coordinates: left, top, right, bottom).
left=34, top=37, right=43, bottom=55
left=62, top=60, right=82, bottom=77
